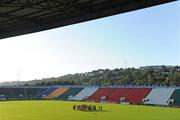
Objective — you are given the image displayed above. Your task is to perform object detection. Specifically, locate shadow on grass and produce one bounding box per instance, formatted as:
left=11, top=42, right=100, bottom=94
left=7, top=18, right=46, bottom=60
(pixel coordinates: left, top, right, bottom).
left=74, top=110, right=109, bottom=113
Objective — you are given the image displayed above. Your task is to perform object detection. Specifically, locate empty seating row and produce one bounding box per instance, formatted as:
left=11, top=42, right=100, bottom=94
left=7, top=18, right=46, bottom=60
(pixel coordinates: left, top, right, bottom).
left=144, top=88, right=175, bottom=106
left=86, top=87, right=176, bottom=106
left=123, top=88, right=151, bottom=104
left=0, top=87, right=47, bottom=100
left=25, top=88, right=47, bottom=99
left=107, top=88, right=129, bottom=103
left=87, top=88, right=114, bottom=102
left=170, top=89, right=180, bottom=106
left=41, top=87, right=58, bottom=98
left=57, top=87, right=83, bottom=100
left=43, top=87, right=69, bottom=99
left=86, top=88, right=151, bottom=104
left=0, top=86, right=180, bottom=107
left=69, top=87, right=98, bottom=101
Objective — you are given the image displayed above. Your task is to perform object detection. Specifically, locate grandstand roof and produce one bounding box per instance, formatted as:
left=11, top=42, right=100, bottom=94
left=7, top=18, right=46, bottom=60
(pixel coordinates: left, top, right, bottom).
left=0, top=0, right=176, bottom=39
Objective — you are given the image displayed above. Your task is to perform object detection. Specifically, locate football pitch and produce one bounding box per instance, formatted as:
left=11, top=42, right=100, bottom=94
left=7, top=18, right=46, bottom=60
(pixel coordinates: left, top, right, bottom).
left=0, top=100, right=180, bottom=120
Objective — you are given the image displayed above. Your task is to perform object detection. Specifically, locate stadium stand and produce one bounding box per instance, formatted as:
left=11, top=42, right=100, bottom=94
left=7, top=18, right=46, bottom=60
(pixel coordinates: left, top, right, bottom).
left=25, top=88, right=47, bottom=99
left=9, top=88, right=25, bottom=100
left=69, top=87, right=98, bottom=101
left=43, top=87, right=69, bottom=99
left=1, top=86, right=180, bottom=107
left=40, top=87, right=58, bottom=99
left=0, top=87, right=47, bottom=100
left=33, top=87, right=49, bottom=99
left=0, top=87, right=15, bottom=100
left=57, top=87, right=83, bottom=100
left=87, top=88, right=114, bottom=102
left=144, top=88, right=175, bottom=106
left=169, top=89, right=180, bottom=106
left=123, top=88, right=151, bottom=104
left=106, top=88, right=129, bottom=103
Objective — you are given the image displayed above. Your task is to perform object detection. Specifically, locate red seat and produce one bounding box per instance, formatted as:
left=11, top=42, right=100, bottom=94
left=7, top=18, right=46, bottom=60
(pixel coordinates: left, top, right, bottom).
left=124, top=88, right=151, bottom=104
left=87, top=88, right=114, bottom=102
left=107, top=88, right=129, bottom=103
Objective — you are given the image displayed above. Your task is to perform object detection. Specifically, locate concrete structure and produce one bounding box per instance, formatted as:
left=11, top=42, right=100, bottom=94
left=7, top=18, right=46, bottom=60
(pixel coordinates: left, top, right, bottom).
left=0, top=0, right=176, bottom=39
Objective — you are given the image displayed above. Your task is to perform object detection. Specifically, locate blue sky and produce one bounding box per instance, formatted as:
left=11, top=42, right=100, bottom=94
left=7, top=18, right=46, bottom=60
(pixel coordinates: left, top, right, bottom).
left=0, top=1, right=179, bottom=82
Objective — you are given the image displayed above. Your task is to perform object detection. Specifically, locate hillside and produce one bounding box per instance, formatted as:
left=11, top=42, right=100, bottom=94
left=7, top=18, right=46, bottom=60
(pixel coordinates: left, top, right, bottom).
left=1, top=65, right=180, bottom=86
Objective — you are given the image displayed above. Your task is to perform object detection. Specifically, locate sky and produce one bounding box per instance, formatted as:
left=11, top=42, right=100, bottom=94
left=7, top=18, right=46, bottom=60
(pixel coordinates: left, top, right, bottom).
left=0, top=1, right=179, bottom=82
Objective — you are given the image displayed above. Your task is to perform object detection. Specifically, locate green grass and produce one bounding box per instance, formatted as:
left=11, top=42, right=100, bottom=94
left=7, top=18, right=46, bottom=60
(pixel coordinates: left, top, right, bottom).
left=0, top=100, right=180, bottom=120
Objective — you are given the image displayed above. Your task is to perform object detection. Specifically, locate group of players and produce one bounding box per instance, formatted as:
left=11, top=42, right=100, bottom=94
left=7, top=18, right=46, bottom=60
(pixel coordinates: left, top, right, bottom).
left=73, top=104, right=103, bottom=111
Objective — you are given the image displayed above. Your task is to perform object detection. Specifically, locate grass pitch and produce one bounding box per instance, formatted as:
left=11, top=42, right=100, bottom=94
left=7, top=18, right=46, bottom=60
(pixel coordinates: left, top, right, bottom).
left=0, top=100, right=180, bottom=120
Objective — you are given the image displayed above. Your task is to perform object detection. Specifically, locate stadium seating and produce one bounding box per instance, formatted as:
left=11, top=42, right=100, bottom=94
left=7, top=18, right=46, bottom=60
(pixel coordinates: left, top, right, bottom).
left=69, top=87, right=98, bottom=101
left=1, top=86, right=180, bottom=107
left=33, top=88, right=49, bottom=99
left=11, top=88, right=25, bottom=99
left=144, top=88, right=175, bottom=106
left=169, top=89, right=180, bottom=106
left=0, top=87, right=27, bottom=100
left=43, top=87, right=69, bottom=99
left=0, top=88, right=16, bottom=100
left=0, top=87, right=47, bottom=100
left=41, top=87, right=58, bottom=99
left=87, top=88, right=114, bottom=102
left=25, top=88, right=47, bottom=99
left=57, top=87, right=83, bottom=100
left=123, top=88, right=151, bottom=104
left=106, top=88, right=129, bottom=103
